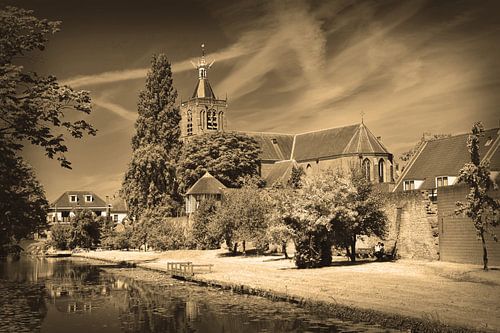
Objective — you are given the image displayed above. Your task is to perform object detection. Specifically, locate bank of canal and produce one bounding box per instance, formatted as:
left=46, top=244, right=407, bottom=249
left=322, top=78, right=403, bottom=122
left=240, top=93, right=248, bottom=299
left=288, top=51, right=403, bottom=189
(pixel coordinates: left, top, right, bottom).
left=1, top=256, right=401, bottom=333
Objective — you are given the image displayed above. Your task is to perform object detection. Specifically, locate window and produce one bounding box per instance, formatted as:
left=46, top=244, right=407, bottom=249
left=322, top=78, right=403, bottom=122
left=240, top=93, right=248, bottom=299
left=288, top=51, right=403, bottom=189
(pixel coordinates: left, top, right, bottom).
left=69, top=195, right=78, bottom=203
left=207, top=109, right=217, bottom=130
left=436, top=176, right=449, bottom=188
left=85, top=195, right=93, bottom=202
left=187, top=110, right=193, bottom=136
left=113, top=214, right=119, bottom=222
left=378, top=159, right=385, bottom=183
left=362, top=158, right=371, bottom=181
left=403, top=180, right=415, bottom=191
left=428, top=188, right=438, bottom=202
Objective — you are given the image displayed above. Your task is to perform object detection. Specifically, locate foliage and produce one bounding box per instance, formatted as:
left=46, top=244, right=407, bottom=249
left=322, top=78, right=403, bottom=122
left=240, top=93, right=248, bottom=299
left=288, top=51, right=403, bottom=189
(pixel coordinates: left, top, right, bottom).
left=265, top=187, right=296, bottom=258
left=0, top=6, right=96, bottom=169
left=210, top=185, right=269, bottom=252
left=455, top=122, right=499, bottom=271
left=288, top=165, right=305, bottom=189
left=48, top=224, right=71, bottom=250
left=122, top=54, right=182, bottom=219
left=122, top=144, right=179, bottom=219
left=0, top=150, right=48, bottom=246
left=191, top=198, right=220, bottom=249
left=331, top=168, right=388, bottom=261
left=101, top=228, right=132, bottom=250
left=177, top=132, right=262, bottom=193
left=69, top=209, right=100, bottom=249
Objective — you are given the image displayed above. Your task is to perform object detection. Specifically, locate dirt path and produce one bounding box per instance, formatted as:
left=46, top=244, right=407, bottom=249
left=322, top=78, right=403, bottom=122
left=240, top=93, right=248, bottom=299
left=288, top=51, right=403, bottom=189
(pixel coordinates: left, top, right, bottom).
left=74, top=250, right=500, bottom=332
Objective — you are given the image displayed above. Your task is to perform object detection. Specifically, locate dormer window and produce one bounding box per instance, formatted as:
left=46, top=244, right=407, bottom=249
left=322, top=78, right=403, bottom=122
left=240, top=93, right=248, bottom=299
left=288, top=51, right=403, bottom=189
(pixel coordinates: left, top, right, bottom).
left=69, top=195, right=78, bottom=203
left=436, top=176, right=448, bottom=187
left=85, top=195, right=93, bottom=202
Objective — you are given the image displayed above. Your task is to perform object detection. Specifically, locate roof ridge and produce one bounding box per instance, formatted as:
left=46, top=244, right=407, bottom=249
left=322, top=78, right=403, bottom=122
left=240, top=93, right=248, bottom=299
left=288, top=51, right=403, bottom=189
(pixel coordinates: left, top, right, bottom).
left=482, top=133, right=500, bottom=162
left=392, top=141, right=428, bottom=192
left=342, top=124, right=360, bottom=154
left=295, top=123, right=360, bottom=136
left=235, top=130, right=293, bottom=136
left=290, top=135, right=297, bottom=159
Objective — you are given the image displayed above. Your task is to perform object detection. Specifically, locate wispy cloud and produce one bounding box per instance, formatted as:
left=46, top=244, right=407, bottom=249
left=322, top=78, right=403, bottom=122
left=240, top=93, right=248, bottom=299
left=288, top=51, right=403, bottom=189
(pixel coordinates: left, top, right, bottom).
left=62, top=43, right=253, bottom=88
left=93, top=98, right=137, bottom=122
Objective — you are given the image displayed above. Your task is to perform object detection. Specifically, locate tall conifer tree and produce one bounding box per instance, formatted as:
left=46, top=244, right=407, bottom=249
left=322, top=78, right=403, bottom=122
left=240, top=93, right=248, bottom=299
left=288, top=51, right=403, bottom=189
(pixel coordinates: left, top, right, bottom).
left=122, top=54, right=182, bottom=219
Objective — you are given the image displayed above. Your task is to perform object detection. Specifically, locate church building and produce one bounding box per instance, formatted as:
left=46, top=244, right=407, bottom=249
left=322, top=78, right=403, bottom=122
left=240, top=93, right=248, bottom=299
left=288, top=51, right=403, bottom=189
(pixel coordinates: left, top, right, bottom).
left=180, top=45, right=394, bottom=188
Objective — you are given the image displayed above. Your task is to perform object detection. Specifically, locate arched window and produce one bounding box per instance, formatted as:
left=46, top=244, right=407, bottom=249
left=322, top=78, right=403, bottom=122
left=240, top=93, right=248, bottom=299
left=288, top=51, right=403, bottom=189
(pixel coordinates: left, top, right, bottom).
left=218, top=111, right=224, bottom=130
left=362, top=158, right=371, bottom=181
left=187, top=110, right=193, bottom=136
left=378, top=159, right=385, bottom=183
left=207, top=109, right=218, bottom=130
left=200, top=109, right=205, bottom=129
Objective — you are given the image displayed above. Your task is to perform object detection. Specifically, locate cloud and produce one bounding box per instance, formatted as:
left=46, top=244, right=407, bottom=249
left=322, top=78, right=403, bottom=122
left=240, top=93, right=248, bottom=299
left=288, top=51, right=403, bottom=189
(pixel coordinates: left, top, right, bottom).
left=61, top=43, right=253, bottom=88
left=93, top=98, right=137, bottom=122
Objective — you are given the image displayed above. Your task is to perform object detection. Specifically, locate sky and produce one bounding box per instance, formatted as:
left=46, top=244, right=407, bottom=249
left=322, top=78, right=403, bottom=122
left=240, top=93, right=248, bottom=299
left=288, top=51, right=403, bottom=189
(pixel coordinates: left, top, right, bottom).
left=6, top=0, right=500, bottom=201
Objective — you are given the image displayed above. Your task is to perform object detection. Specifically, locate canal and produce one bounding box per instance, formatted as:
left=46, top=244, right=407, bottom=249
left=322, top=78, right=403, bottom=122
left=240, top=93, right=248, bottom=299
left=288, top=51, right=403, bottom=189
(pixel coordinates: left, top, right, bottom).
left=0, top=256, right=396, bottom=333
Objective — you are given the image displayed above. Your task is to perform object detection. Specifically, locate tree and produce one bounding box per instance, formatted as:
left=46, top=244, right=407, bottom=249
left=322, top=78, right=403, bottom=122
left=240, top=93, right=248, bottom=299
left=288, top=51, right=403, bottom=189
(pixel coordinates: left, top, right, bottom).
left=331, top=168, right=388, bottom=262
left=48, top=223, right=71, bottom=250
left=455, top=122, right=499, bottom=271
left=122, top=54, right=182, bottom=219
left=177, top=132, right=262, bottom=193
left=191, top=198, right=220, bottom=249
left=0, top=6, right=95, bottom=247
left=0, top=6, right=96, bottom=169
left=69, top=209, right=100, bottom=249
left=280, top=170, right=357, bottom=268
left=210, top=185, right=269, bottom=253
left=0, top=151, right=48, bottom=246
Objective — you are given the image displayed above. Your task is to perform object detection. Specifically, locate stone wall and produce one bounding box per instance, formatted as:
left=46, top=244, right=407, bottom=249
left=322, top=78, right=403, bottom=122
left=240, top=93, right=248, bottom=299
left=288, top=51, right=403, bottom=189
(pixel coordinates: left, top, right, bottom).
left=378, top=191, right=439, bottom=260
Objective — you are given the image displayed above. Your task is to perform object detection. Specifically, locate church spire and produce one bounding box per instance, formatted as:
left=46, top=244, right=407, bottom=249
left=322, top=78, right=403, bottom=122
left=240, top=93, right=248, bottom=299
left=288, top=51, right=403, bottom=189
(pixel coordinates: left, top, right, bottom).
left=190, top=43, right=216, bottom=99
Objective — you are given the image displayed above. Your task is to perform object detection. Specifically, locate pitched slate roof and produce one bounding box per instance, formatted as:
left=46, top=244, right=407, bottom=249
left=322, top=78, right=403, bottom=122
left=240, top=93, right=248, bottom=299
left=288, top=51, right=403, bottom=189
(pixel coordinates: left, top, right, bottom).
left=292, top=123, right=389, bottom=162
left=192, top=79, right=216, bottom=99
left=109, top=196, right=127, bottom=213
left=51, top=191, right=107, bottom=208
left=186, top=172, right=227, bottom=195
left=243, top=132, right=294, bottom=161
left=264, top=160, right=298, bottom=187
left=394, top=128, right=500, bottom=191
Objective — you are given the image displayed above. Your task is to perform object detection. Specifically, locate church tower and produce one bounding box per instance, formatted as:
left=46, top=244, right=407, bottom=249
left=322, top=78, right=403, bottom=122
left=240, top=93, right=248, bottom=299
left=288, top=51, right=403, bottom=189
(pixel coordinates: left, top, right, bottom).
left=180, top=44, right=227, bottom=138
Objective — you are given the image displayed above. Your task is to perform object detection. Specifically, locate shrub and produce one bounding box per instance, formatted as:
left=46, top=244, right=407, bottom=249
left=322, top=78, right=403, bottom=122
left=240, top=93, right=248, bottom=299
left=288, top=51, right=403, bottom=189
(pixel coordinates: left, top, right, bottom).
left=191, top=198, right=220, bottom=249
left=48, top=224, right=71, bottom=250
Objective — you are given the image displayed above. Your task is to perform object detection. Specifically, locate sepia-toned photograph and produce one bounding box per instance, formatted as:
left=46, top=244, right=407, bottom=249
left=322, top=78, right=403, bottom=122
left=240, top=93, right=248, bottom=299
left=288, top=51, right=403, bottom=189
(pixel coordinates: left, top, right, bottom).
left=0, top=0, right=499, bottom=332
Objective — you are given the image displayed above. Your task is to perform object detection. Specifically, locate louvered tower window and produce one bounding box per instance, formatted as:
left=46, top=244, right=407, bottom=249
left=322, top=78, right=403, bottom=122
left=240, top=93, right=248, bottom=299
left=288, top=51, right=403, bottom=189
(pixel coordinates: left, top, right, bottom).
left=207, top=109, right=218, bottom=130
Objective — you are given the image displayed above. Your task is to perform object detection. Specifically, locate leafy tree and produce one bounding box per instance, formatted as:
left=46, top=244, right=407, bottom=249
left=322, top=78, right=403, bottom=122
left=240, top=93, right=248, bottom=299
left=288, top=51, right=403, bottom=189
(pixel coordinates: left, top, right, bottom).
left=69, top=209, right=100, bottom=249
left=191, top=198, right=220, bottom=249
left=210, top=185, right=269, bottom=254
left=455, top=122, right=499, bottom=271
left=48, top=224, right=71, bottom=250
left=0, top=6, right=95, bottom=248
left=280, top=170, right=356, bottom=268
left=122, top=54, right=181, bottom=219
left=288, top=165, right=305, bottom=189
left=0, top=150, right=48, bottom=247
left=122, top=144, right=178, bottom=219
left=0, top=6, right=96, bottom=169
left=177, top=132, right=262, bottom=193
left=331, top=168, right=388, bottom=262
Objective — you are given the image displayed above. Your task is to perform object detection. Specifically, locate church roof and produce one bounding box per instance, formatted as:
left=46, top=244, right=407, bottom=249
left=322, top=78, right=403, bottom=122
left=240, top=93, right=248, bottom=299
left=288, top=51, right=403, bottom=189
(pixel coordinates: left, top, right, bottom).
left=292, top=123, right=389, bottom=162
left=243, top=132, right=294, bottom=161
left=264, top=160, right=298, bottom=187
left=186, top=172, right=227, bottom=195
left=192, top=78, right=216, bottom=99
left=394, top=128, right=500, bottom=191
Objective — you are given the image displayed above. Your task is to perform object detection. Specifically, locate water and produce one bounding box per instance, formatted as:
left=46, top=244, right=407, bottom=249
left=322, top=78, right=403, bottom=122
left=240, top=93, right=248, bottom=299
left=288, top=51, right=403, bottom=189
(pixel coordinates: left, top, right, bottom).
left=0, top=256, right=396, bottom=333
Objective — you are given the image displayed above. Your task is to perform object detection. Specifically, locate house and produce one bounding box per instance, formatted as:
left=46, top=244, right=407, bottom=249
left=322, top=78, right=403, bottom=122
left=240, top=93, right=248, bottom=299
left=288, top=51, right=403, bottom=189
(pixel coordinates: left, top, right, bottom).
left=180, top=45, right=394, bottom=188
left=185, top=172, right=226, bottom=214
left=108, top=195, right=129, bottom=224
left=47, top=191, right=108, bottom=223
left=393, top=127, right=500, bottom=197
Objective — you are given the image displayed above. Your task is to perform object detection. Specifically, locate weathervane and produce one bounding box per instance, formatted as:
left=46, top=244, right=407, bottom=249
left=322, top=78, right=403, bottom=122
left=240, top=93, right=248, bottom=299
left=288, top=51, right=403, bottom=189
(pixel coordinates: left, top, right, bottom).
left=191, top=43, right=214, bottom=80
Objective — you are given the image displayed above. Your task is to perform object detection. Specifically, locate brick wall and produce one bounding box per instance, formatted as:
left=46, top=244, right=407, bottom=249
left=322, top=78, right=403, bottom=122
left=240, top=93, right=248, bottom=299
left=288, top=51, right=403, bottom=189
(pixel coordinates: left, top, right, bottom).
left=438, top=184, right=500, bottom=266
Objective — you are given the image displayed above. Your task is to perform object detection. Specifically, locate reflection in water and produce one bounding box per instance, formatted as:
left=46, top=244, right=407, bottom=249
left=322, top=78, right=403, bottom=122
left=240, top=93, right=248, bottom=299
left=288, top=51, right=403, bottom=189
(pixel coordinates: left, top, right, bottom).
left=0, top=257, right=395, bottom=333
